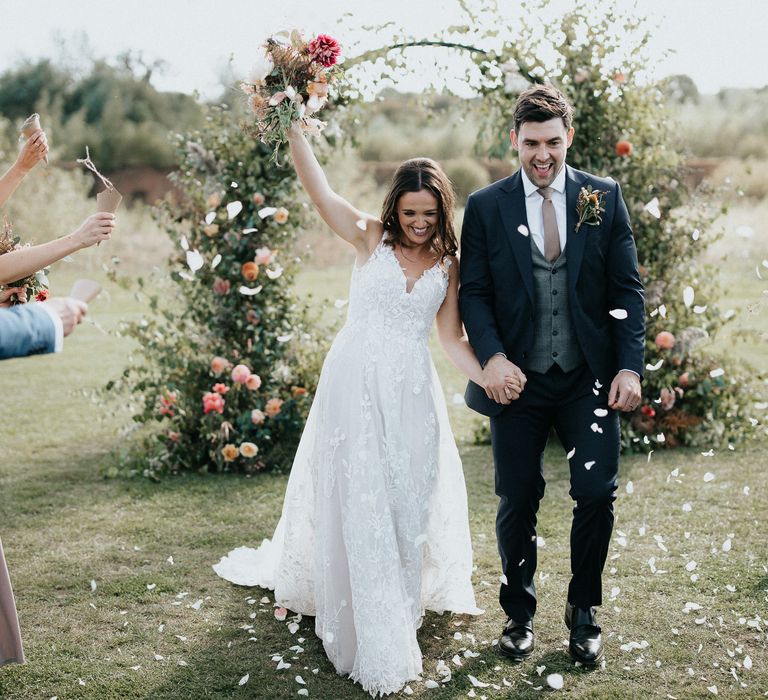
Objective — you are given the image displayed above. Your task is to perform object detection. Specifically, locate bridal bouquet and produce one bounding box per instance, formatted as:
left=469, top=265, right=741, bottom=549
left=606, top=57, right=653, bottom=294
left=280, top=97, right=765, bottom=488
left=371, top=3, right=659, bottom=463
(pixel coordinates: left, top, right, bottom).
left=241, top=30, right=342, bottom=158
left=0, top=219, right=48, bottom=304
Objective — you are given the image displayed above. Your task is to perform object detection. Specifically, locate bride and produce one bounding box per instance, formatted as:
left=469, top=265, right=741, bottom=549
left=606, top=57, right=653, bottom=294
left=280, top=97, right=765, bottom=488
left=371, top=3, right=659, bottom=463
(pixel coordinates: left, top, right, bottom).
left=214, top=123, right=519, bottom=696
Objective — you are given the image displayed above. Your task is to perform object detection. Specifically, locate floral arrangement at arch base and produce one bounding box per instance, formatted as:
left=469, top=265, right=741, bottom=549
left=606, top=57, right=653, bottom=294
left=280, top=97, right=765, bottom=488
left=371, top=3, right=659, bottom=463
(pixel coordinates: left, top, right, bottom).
left=241, top=29, right=343, bottom=160
left=107, top=105, right=326, bottom=478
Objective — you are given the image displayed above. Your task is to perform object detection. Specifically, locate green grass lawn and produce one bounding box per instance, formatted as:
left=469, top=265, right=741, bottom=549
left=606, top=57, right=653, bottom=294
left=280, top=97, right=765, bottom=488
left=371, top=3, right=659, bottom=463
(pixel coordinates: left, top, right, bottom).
left=1, top=208, right=767, bottom=698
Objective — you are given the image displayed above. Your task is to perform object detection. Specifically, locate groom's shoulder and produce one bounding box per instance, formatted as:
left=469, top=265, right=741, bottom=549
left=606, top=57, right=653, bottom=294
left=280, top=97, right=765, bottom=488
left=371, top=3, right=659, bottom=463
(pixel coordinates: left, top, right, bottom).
left=570, top=166, right=619, bottom=193
left=468, top=174, right=517, bottom=204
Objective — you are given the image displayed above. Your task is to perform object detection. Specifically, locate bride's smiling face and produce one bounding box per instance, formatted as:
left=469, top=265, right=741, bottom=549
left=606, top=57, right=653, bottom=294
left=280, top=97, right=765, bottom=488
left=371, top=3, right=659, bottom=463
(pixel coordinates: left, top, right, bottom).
left=396, top=190, right=439, bottom=248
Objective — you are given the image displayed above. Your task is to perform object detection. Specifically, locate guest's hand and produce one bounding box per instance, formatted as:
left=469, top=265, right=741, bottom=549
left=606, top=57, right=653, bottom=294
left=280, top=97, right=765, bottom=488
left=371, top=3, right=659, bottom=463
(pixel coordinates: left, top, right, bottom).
left=608, top=370, right=641, bottom=412
left=483, top=354, right=527, bottom=404
left=70, top=213, right=116, bottom=249
left=0, top=286, right=26, bottom=307
left=16, top=129, right=49, bottom=173
left=42, top=297, right=88, bottom=337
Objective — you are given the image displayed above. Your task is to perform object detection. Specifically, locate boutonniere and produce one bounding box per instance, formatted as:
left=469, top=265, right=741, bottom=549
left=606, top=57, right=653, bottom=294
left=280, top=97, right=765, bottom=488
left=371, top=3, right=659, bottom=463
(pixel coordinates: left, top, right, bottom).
left=575, top=185, right=606, bottom=231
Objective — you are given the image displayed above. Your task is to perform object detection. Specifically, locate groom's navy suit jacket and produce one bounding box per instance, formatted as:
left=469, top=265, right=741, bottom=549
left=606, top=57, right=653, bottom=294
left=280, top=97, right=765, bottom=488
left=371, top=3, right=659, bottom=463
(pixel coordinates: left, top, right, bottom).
left=459, top=165, right=645, bottom=417
left=0, top=304, right=56, bottom=360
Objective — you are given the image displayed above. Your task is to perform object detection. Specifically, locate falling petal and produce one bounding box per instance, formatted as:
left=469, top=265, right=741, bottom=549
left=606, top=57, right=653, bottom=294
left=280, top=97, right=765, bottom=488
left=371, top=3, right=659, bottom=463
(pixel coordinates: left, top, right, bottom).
left=295, top=675, right=306, bottom=685
left=646, top=359, right=664, bottom=371
left=242, top=228, right=258, bottom=234
left=266, top=266, right=284, bottom=280
left=239, top=674, right=249, bottom=686
left=499, top=574, right=508, bottom=585
left=425, top=680, right=439, bottom=689
left=693, top=305, right=707, bottom=314
left=585, top=460, right=595, bottom=470
left=179, top=271, right=194, bottom=282
left=609, top=308, right=628, bottom=320
left=258, top=207, right=277, bottom=219
left=683, top=286, right=694, bottom=307
left=180, top=236, right=189, bottom=251
left=211, top=254, right=222, bottom=269
left=703, top=472, right=715, bottom=482
left=692, top=228, right=700, bottom=240
left=659, top=304, right=667, bottom=318
left=626, top=481, right=634, bottom=494
left=277, top=334, right=293, bottom=343
left=239, top=285, right=263, bottom=296
left=517, top=224, right=529, bottom=237
left=744, top=655, right=753, bottom=670
left=226, top=201, right=243, bottom=220
left=594, top=408, right=608, bottom=417
left=722, top=538, right=732, bottom=552
left=205, top=212, right=216, bottom=225
left=567, top=448, right=576, bottom=459
left=90, top=580, right=97, bottom=592
left=709, top=368, right=724, bottom=378
left=186, top=249, right=204, bottom=272
left=355, top=219, right=367, bottom=231
left=643, top=197, right=661, bottom=218
left=468, top=675, right=490, bottom=688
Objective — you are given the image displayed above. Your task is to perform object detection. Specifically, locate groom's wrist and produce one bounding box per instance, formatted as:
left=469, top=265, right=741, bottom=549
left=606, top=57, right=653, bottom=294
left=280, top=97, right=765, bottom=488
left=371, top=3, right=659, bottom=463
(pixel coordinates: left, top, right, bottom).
left=482, top=352, right=507, bottom=369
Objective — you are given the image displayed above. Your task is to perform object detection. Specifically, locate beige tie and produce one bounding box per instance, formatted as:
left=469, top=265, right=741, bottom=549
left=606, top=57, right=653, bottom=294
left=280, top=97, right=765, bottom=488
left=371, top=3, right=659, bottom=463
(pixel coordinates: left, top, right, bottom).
left=537, top=187, right=561, bottom=262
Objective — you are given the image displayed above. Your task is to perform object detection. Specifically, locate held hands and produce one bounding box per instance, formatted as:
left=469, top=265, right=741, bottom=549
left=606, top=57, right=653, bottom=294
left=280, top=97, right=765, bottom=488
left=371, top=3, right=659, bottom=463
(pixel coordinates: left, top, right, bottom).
left=70, top=213, right=116, bottom=249
left=16, top=129, right=49, bottom=173
left=482, top=354, right=528, bottom=404
left=0, top=286, right=27, bottom=307
left=608, top=370, right=642, bottom=412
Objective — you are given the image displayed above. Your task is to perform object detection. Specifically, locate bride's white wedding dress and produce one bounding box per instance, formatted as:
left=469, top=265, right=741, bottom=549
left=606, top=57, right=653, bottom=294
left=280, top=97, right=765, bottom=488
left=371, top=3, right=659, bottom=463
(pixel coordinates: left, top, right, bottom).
left=213, top=235, right=480, bottom=696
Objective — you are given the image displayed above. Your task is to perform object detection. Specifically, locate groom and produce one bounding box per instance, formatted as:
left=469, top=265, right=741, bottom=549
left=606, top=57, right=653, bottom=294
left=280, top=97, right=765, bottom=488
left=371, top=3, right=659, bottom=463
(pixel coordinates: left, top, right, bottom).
left=459, top=84, right=645, bottom=665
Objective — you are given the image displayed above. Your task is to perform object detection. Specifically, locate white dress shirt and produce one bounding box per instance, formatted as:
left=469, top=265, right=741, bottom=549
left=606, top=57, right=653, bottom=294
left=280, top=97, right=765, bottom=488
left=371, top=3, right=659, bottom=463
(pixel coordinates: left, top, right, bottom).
left=521, top=165, right=568, bottom=257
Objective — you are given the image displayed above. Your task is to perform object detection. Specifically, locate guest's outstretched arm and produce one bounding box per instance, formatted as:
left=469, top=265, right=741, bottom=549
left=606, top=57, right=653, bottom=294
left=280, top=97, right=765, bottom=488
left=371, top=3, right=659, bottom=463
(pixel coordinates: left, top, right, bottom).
left=0, top=130, right=49, bottom=208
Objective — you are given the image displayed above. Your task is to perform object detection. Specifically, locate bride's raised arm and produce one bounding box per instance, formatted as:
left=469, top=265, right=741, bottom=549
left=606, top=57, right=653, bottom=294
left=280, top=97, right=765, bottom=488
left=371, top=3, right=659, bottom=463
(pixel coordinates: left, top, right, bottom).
left=287, top=123, right=382, bottom=259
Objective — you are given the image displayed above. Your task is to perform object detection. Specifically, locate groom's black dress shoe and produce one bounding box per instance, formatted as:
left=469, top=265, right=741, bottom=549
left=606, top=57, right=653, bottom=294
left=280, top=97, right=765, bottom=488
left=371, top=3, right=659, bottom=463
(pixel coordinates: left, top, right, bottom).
left=564, top=603, right=604, bottom=665
left=499, top=619, right=534, bottom=661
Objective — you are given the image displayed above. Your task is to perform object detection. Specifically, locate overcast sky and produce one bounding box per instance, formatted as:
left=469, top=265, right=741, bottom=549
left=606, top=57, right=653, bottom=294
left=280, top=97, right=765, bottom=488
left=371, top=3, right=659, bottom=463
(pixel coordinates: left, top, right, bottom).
left=0, top=0, right=762, bottom=97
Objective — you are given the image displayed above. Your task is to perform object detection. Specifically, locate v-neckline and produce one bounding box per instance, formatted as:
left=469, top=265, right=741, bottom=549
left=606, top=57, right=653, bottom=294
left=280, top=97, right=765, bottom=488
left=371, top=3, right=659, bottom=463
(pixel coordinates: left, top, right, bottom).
left=386, top=244, right=440, bottom=295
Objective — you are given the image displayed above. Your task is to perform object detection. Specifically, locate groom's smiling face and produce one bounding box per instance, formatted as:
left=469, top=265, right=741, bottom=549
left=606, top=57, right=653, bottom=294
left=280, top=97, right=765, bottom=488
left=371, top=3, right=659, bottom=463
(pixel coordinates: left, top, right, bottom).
left=511, top=118, right=574, bottom=188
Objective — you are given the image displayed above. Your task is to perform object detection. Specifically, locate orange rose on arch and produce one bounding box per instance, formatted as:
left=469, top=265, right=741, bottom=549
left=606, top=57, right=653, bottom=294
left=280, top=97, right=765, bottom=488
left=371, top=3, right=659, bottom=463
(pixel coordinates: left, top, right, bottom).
left=241, top=261, right=259, bottom=281
left=655, top=331, right=676, bottom=350
left=615, top=140, right=633, bottom=157
left=265, top=397, right=284, bottom=418
left=221, top=444, right=239, bottom=462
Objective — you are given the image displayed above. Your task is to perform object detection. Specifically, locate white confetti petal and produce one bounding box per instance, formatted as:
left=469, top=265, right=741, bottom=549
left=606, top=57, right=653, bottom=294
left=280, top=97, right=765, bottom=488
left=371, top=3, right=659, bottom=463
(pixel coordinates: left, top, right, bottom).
left=266, top=266, right=284, bottom=280
left=546, top=673, right=564, bottom=690
left=703, top=472, right=715, bottom=482
left=722, top=538, right=732, bottom=552
left=584, top=460, right=595, bottom=470
left=594, top=408, right=608, bottom=417
left=643, top=197, right=661, bottom=218
left=626, top=481, right=634, bottom=494
left=609, top=308, right=628, bottom=319
left=692, top=228, right=700, bottom=241
left=226, top=201, right=243, bottom=220
left=452, top=393, right=465, bottom=405
left=424, top=679, right=439, bottom=689
left=517, top=224, right=529, bottom=237
left=239, top=285, right=263, bottom=296
left=239, top=674, right=249, bottom=686
left=567, top=447, right=576, bottom=460
left=277, top=334, right=293, bottom=343
left=744, top=655, right=752, bottom=670
left=204, top=211, right=216, bottom=225
left=147, top=583, right=156, bottom=591
left=468, top=674, right=490, bottom=688
left=334, top=299, right=348, bottom=309
left=186, top=249, right=204, bottom=272
left=499, top=574, right=508, bottom=585
left=693, top=305, right=707, bottom=314
left=355, top=219, right=367, bottom=231
left=190, top=599, right=203, bottom=610
left=211, top=254, right=222, bottom=269
left=90, top=580, right=97, bottom=592
left=258, top=207, right=277, bottom=219
left=298, top=690, right=309, bottom=697
left=295, top=675, right=306, bottom=684
left=242, top=228, right=258, bottom=234
left=707, top=686, right=718, bottom=695
left=709, top=368, right=724, bottom=378
left=683, top=286, right=695, bottom=307
left=180, top=236, right=189, bottom=251
left=646, top=359, right=664, bottom=371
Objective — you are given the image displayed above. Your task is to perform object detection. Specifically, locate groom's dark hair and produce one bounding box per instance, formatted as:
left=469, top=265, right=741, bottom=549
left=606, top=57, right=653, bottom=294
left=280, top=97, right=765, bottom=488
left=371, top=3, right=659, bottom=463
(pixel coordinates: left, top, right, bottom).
left=513, top=84, right=573, bottom=132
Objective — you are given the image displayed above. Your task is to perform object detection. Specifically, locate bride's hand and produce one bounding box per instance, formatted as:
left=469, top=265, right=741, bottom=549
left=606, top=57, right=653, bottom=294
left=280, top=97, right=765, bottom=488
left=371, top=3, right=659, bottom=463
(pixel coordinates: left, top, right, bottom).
left=70, top=213, right=116, bottom=249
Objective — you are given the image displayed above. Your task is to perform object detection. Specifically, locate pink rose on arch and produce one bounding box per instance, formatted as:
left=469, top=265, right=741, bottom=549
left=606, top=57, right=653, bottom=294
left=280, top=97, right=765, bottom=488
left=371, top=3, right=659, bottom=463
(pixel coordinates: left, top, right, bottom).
left=212, top=383, right=230, bottom=395
left=265, top=397, right=284, bottom=418
left=246, top=374, right=262, bottom=391
left=203, top=391, right=225, bottom=415
left=213, top=277, right=231, bottom=295
left=231, top=364, right=251, bottom=384
left=211, top=356, right=230, bottom=374
left=251, top=409, right=266, bottom=425
left=254, top=246, right=273, bottom=266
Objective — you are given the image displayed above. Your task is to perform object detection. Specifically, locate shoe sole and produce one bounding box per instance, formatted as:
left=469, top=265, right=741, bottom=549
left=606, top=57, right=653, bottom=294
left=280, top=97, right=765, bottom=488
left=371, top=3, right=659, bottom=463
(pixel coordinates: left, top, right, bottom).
left=567, top=645, right=604, bottom=666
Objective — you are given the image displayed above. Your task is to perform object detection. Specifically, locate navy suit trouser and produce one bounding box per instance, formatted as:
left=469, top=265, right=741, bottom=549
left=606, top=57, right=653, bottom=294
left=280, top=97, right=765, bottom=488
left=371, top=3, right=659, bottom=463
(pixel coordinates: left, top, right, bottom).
left=490, top=363, right=619, bottom=623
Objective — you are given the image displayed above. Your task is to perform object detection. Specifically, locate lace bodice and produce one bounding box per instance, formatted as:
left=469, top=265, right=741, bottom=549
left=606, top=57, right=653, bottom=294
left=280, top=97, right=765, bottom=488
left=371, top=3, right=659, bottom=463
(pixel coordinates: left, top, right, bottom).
left=345, top=237, right=450, bottom=344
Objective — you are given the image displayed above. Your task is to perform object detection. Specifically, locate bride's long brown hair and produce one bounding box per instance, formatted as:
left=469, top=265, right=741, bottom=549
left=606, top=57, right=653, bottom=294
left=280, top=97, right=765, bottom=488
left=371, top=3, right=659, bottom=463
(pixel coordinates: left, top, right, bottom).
left=380, top=158, right=458, bottom=261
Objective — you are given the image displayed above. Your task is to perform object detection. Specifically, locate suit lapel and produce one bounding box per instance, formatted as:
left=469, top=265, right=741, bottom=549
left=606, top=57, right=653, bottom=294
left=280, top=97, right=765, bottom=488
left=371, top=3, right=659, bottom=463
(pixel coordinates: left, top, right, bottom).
left=565, top=165, right=587, bottom=291
left=497, top=171, right=534, bottom=303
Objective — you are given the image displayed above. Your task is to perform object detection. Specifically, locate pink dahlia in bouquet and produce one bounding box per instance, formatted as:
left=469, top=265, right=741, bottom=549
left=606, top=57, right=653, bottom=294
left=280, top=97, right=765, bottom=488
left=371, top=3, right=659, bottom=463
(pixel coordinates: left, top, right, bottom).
left=241, top=29, right=342, bottom=158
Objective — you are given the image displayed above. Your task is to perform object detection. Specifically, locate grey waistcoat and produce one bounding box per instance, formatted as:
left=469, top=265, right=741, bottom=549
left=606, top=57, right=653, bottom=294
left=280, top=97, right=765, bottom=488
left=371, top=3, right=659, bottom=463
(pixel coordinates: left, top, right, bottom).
left=524, top=237, right=585, bottom=374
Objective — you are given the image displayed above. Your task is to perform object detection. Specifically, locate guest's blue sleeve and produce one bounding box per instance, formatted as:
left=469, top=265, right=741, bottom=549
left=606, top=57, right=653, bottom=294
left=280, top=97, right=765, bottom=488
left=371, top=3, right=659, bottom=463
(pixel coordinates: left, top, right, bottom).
left=0, top=304, right=56, bottom=360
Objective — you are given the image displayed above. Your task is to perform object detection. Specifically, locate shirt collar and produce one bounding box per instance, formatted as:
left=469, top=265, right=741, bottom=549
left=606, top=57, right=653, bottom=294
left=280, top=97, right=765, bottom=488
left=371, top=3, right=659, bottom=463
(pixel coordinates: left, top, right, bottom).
left=521, top=164, right=567, bottom=197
